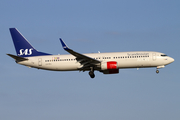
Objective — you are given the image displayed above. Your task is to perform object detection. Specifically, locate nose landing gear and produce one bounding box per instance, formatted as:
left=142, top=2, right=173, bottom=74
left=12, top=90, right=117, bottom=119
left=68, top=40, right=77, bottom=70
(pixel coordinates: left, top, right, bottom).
left=156, top=69, right=159, bottom=74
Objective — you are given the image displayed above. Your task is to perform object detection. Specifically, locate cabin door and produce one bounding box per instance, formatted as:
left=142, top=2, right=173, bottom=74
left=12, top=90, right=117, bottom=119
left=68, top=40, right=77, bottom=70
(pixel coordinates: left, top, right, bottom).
left=152, top=53, right=156, bottom=61
left=38, top=58, right=42, bottom=66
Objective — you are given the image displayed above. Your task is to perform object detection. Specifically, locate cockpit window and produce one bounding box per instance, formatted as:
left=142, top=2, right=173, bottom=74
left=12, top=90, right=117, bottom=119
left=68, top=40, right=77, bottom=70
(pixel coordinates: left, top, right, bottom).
left=161, top=54, right=167, bottom=57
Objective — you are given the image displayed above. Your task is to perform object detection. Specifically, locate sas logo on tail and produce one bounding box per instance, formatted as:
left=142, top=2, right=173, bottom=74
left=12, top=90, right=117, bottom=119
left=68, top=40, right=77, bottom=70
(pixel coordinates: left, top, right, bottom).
left=18, top=48, right=33, bottom=56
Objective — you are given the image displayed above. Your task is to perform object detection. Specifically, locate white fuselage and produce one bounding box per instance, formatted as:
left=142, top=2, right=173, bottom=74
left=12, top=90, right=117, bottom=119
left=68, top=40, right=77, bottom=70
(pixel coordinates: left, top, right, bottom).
left=17, top=51, right=174, bottom=71
left=8, top=28, right=175, bottom=78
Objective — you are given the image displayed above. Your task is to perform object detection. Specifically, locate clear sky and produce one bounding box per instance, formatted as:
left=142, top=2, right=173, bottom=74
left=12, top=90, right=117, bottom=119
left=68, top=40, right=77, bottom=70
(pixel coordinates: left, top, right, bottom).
left=1, top=0, right=180, bottom=120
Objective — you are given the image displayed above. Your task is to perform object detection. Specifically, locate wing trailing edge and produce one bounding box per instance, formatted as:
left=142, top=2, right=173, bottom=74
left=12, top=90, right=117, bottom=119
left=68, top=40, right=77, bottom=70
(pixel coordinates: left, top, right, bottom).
left=59, top=38, right=101, bottom=71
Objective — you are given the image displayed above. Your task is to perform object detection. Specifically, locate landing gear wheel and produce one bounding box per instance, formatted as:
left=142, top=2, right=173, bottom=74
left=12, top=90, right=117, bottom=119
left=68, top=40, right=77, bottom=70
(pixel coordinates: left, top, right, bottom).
left=89, top=71, right=95, bottom=78
left=156, top=70, right=159, bottom=74
left=89, top=67, right=95, bottom=78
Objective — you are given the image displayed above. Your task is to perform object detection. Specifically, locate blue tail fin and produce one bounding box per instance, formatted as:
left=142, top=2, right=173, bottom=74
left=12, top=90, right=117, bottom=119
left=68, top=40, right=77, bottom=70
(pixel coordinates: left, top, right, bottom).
left=9, top=28, right=51, bottom=57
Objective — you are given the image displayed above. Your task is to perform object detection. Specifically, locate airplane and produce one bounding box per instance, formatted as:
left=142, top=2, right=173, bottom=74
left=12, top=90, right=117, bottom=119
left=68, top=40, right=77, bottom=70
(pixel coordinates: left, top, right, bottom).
left=7, top=28, right=174, bottom=78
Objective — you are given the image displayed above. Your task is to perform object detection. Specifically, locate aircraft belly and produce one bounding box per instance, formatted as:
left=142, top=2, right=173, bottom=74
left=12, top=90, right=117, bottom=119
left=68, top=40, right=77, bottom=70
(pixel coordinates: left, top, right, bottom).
left=48, top=62, right=79, bottom=71
left=59, top=64, right=78, bottom=71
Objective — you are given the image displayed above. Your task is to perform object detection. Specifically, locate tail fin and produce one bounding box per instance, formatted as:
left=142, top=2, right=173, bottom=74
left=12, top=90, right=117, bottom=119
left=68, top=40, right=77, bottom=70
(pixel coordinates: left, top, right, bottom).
left=9, top=28, right=51, bottom=57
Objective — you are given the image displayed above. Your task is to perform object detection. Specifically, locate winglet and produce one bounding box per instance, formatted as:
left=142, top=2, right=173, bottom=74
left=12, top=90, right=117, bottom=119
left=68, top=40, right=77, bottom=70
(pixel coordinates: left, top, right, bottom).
left=60, top=38, right=70, bottom=50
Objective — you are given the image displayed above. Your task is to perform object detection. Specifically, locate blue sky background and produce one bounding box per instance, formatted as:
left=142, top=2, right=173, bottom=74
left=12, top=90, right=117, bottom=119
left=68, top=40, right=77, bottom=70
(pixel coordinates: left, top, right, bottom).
left=0, top=0, right=180, bottom=120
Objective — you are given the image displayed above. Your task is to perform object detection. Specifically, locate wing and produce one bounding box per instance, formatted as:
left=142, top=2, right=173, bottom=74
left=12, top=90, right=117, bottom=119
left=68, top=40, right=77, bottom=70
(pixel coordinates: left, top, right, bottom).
left=60, top=38, right=101, bottom=70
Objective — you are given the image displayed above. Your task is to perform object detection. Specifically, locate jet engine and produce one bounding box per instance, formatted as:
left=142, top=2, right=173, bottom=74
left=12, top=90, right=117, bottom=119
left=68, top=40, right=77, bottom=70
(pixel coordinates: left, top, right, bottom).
left=101, top=61, right=119, bottom=74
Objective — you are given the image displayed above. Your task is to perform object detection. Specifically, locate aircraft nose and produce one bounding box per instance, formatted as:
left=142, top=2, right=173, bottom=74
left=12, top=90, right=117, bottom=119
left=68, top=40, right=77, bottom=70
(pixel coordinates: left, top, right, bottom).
left=170, top=57, right=174, bottom=63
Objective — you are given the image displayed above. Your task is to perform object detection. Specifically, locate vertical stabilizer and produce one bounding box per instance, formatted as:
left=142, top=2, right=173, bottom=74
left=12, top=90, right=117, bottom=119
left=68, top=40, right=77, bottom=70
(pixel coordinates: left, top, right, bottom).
left=9, top=28, right=51, bottom=57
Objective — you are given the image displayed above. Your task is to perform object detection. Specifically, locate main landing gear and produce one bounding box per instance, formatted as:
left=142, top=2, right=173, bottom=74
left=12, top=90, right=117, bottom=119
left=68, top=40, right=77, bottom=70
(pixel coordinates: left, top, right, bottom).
left=156, top=69, right=159, bottom=74
left=89, top=67, right=95, bottom=78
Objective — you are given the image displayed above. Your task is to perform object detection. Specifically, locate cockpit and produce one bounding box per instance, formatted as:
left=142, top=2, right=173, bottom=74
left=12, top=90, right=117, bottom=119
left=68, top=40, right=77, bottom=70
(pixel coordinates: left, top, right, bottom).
left=161, top=54, right=167, bottom=57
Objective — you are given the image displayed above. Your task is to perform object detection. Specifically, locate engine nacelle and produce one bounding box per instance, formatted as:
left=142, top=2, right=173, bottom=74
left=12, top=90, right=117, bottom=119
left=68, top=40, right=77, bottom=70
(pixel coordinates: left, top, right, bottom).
left=102, top=69, right=119, bottom=74
left=101, top=61, right=118, bottom=70
left=101, top=61, right=119, bottom=74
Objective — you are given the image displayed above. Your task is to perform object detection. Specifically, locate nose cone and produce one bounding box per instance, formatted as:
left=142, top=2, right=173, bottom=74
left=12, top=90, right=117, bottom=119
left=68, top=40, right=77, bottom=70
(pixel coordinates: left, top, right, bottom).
left=164, top=57, right=174, bottom=65
left=169, top=57, right=174, bottom=63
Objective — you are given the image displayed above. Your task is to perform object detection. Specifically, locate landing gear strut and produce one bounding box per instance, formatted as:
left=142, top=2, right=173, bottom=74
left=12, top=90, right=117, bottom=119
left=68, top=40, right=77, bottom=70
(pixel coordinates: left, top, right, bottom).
left=89, top=67, right=95, bottom=78
left=156, top=69, right=159, bottom=74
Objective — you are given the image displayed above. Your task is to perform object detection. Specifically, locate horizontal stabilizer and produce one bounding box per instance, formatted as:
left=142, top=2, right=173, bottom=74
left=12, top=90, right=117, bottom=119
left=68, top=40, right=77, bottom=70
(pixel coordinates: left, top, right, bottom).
left=7, top=54, right=28, bottom=61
